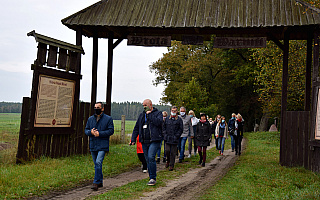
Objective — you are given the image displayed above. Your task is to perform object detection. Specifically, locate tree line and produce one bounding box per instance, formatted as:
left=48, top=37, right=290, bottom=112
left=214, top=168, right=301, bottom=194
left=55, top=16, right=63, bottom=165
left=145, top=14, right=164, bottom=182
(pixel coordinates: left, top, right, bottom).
left=0, top=101, right=170, bottom=121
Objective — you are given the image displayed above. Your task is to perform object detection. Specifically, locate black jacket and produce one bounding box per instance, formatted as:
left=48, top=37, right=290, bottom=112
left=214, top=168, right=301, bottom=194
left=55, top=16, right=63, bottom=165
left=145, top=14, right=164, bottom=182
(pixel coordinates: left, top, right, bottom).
left=163, top=116, right=183, bottom=144
left=195, top=121, right=212, bottom=147
left=131, top=107, right=163, bottom=144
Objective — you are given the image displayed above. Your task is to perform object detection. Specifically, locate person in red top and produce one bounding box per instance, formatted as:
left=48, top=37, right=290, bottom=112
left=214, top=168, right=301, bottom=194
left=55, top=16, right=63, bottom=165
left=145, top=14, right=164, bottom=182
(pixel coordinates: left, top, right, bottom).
left=136, top=135, right=147, bottom=173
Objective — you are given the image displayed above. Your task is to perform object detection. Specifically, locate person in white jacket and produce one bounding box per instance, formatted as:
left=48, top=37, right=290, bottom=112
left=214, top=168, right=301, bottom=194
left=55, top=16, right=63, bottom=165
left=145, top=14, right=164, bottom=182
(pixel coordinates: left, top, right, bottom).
left=188, top=110, right=199, bottom=157
left=215, top=116, right=228, bottom=155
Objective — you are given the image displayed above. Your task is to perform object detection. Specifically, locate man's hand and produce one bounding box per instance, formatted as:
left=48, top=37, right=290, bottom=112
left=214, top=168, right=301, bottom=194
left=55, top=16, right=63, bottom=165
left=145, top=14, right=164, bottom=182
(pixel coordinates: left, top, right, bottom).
left=129, top=141, right=136, bottom=145
left=91, top=128, right=99, bottom=137
left=146, top=111, right=151, bottom=114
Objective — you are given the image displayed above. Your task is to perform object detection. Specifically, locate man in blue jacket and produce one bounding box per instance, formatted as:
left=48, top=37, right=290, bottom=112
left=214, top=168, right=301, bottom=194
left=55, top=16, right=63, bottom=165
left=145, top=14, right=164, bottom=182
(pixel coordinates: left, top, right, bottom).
left=130, top=99, right=163, bottom=186
left=85, top=102, right=114, bottom=191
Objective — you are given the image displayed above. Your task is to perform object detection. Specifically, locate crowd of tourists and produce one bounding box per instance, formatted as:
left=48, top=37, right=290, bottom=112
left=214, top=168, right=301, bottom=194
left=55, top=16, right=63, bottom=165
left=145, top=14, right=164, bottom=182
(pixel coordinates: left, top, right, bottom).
left=130, top=99, right=245, bottom=186
left=84, top=99, right=245, bottom=190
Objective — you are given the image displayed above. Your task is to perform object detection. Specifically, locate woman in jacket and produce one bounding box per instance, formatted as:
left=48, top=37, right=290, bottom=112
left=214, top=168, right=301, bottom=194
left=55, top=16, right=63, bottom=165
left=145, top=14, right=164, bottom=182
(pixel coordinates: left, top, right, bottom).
left=215, top=116, right=228, bottom=155
left=163, top=106, right=183, bottom=171
left=195, top=113, right=212, bottom=167
left=188, top=110, right=199, bottom=157
left=234, top=113, right=244, bottom=156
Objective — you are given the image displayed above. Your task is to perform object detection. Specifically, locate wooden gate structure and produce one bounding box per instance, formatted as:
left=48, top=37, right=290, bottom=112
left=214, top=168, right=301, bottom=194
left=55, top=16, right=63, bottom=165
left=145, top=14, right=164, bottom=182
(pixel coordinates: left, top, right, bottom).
left=61, top=0, right=320, bottom=172
left=16, top=31, right=89, bottom=163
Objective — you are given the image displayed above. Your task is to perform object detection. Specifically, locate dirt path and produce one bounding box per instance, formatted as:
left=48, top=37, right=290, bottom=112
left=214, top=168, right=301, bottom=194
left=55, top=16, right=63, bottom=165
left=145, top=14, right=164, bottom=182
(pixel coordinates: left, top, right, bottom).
left=35, top=139, right=246, bottom=200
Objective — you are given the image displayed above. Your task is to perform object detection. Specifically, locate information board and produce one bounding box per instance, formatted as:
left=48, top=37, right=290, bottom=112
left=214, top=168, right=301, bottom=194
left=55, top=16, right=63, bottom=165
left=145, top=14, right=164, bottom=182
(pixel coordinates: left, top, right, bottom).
left=34, top=75, right=75, bottom=127
left=315, top=88, right=320, bottom=140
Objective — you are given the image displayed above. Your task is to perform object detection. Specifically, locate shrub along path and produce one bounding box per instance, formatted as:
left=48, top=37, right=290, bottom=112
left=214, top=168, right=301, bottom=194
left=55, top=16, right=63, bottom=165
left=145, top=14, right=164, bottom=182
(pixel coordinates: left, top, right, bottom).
left=36, top=140, right=244, bottom=200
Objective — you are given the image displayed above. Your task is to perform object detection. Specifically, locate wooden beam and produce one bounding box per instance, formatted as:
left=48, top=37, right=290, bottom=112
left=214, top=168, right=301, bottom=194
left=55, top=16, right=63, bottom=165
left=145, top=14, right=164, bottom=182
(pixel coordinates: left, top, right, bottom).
left=305, top=31, right=312, bottom=111
left=268, top=33, right=284, bottom=51
left=113, top=38, right=123, bottom=49
left=76, top=28, right=83, bottom=75
left=105, top=32, right=114, bottom=116
left=91, top=34, right=98, bottom=115
left=280, top=30, right=290, bottom=166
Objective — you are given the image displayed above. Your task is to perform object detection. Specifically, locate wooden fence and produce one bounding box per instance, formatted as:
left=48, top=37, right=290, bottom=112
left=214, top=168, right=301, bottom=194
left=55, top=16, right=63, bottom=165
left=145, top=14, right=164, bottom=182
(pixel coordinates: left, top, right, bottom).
left=16, top=98, right=92, bottom=163
left=280, top=111, right=310, bottom=168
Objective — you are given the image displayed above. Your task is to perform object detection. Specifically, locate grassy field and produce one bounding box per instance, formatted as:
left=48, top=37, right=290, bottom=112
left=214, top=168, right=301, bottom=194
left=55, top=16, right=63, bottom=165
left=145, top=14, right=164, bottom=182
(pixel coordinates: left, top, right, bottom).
left=0, top=113, right=136, bottom=164
left=200, top=132, right=320, bottom=199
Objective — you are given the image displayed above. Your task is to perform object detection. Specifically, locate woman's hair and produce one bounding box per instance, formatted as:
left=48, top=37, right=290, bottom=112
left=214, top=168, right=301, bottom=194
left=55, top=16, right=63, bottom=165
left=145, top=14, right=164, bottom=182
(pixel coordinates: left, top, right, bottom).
left=188, top=110, right=195, bottom=115
left=162, top=111, right=168, bottom=117
left=237, top=113, right=242, bottom=119
left=218, top=116, right=227, bottom=125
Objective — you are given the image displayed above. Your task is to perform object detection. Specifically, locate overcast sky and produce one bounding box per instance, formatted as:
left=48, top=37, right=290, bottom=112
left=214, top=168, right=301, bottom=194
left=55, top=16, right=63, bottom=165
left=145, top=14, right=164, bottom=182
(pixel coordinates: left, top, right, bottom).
left=0, top=0, right=168, bottom=104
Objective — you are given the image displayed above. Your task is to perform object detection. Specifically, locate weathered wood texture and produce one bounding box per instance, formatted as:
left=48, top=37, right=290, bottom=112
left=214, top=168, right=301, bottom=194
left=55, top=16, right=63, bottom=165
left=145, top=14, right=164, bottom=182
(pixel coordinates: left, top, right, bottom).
left=62, top=0, right=320, bottom=40
left=16, top=101, right=91, bottom=163
left=280, top=111, right=310, bottom=168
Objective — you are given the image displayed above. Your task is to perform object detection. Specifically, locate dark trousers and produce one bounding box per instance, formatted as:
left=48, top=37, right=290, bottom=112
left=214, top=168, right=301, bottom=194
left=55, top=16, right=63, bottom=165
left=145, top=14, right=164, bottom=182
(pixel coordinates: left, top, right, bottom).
left=198, top=146, right=207, bottom=163
left=235, top=135, right=243, bottom=154
left=165, top=143, right=178, bottom=167
left=137, top=153, right=147, bottom=170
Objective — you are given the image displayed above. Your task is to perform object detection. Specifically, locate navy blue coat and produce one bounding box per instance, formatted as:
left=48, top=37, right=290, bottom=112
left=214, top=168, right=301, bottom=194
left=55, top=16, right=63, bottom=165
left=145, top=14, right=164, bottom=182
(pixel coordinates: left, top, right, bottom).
left=163, top=116, right=183, bottom=145
left=85, top=113, right=114, bottom=152
left=131, top=107, right=163, bottom=144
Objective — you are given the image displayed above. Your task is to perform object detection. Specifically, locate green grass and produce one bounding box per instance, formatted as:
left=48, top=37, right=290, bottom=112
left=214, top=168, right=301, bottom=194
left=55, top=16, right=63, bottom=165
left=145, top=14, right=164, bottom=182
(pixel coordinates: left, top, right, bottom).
left=199, top=132, right=320, bottom=200
left=0, top=144, right=140, bottom=199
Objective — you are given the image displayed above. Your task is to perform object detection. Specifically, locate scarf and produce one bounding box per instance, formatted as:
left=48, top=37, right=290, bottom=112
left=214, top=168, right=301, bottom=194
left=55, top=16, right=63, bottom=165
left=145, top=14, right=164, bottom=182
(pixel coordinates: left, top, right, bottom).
left=220, top=123, right=226, bottom=129
left=200, top=120, right=206, bottom=123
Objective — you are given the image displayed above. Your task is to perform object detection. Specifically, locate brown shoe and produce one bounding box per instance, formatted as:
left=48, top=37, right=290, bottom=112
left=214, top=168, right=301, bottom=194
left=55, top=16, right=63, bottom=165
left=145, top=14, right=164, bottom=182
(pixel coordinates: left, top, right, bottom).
left=165, top=162, right=169, bottom=168
left=91, top=184, right=98, bottom=191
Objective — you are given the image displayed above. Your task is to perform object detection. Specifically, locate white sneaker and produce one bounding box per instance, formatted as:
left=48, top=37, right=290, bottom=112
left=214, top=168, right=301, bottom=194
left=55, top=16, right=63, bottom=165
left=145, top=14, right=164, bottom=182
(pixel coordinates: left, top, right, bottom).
left=143, top=170, right=147, bottom=173
left=188, top=154, right=191, bottom=158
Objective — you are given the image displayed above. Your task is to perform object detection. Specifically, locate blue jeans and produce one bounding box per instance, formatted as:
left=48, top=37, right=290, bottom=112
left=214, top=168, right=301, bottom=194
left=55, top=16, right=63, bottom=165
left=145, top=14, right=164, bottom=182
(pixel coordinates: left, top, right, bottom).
left=218, top=137, right=226, bottom=153
left=142, top=141, right=161, bottom=180
left=230, top=135, right=235, bottom=150
left=91, top=151, right=106, bottom=184
left=179, top=137, right=188, bottom=160
left=157, top=140, right=166, bottom=158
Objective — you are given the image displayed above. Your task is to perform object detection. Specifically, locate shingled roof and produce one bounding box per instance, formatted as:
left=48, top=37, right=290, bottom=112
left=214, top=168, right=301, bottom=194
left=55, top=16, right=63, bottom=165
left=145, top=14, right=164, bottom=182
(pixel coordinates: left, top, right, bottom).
left=62, top=0, right=320, bottom=40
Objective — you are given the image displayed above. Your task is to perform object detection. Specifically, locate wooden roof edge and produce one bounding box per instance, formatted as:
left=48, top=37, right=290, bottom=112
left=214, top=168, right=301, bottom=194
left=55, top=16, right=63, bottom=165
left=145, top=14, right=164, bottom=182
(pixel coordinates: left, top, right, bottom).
left=27, top=30, right=85, bottom=54
left=295, top=0, right=320, bottom=14
left=61, top=0, right=104, bottom=25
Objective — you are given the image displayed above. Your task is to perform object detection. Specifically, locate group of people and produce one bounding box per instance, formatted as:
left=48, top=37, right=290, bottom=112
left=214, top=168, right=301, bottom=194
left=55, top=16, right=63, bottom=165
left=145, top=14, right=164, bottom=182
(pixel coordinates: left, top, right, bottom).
left=84, top=99, right=244, bottom=190
left=130, top=99, right=245, bottom=186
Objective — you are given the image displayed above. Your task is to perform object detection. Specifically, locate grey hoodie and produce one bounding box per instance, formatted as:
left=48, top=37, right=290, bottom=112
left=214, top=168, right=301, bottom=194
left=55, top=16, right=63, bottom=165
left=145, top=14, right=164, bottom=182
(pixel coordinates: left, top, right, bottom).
left=179, top=114, right=194, bottom=137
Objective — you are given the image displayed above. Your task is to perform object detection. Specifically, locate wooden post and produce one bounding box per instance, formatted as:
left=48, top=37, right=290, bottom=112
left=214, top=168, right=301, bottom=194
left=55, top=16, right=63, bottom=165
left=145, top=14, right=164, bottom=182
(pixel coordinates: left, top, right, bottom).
left=280, top=30, right=290, bottom=166
left=106, top=32, right=114, bottom=115
left=91, top=34, right=98, bottom=115
left=121, top=115, right=126, bottom=143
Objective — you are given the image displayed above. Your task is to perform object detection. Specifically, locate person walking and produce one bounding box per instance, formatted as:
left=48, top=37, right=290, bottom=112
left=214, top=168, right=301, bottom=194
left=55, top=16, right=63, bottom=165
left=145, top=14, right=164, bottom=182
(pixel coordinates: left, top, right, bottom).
left=133, top=135, right=147, bottom=173
left=85, top=102, right=114, bottom=191
left=234, top=113, right=245, bottom=156
left=178, top=107, right=193, bottom=163
left=156, top=111, right=168, bottom=164
left=195, top=113, right=212, bottom=167
left=163, top=106, right=183, bottom=171
left=215, top=116, right=228, bottom=155
left=212, top=115, right=221, bottom=150
left=228, top=113, right=236, bottom=152
left=130, top=99, right=163, bottom=186
left=188, top=110, right=199, bottom=157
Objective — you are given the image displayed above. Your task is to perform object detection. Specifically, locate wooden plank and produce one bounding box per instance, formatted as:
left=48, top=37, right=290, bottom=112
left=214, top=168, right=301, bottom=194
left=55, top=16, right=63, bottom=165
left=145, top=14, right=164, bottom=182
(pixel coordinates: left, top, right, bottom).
left=83, top=103, right=91, bottom=154
left=265, top=0, right=272, bottom=27
left=69, top=52, right=78, bottom=72
left=291, top=112, right=299, bottom=166
left=280, top=111, right=288, bottom=165
left=251, top=0, right=259, bottom=26
left=290, top=0, right=300, bottom=26
left=175, top=0, right=189, bottom=27
left=136, top=0, right=149, bottom=26
left=110, top=0, right=125, bottom=25
left=203, top=0, right=214, bottom=27
left=257, top=0, right=265, bottom=27
left=155, top=0, right=169, bottom=27
left=304, top=112, right=310, bottom=168
left=185, top=0, right=198, bottom=27
left=47, top=45, right=57, bottom=67
left=50, top=134, right=60, bottom=158
left=37, top=43, right=47, bottom=66
left=76, top=101, right=85, bottom=155
left=128, top=0, right=144, bottom=26
left=58, top=48, right=67, bottom=70
left=284, top=0, right=293, bottom=26
left=16, top=97, right=31, bottom=163
left=305, top=32, right=312, bottom=111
